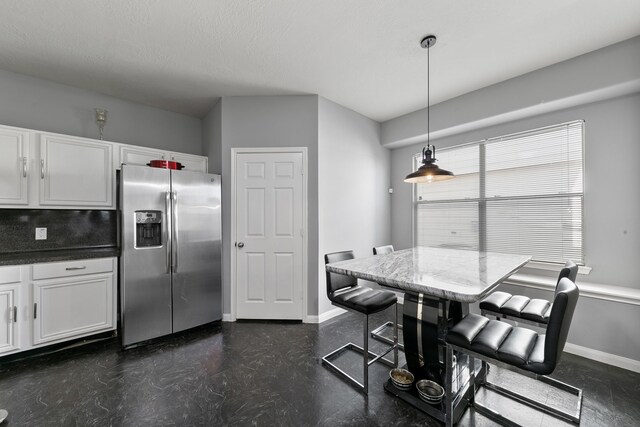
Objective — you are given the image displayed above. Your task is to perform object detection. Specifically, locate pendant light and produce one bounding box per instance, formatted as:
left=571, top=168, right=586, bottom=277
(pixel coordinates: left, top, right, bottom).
left=404, top=35, right=454, bottom=184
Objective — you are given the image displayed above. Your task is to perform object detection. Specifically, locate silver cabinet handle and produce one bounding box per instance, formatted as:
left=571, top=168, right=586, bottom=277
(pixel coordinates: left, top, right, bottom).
left=40, top=159, right=45, bottom=179
left=165, top=191, right=172, bottom=274
left=172, top=191, right=179, bottom=273
left=65, top=266, right=86, bottom=271
left=237, top=242, right=244, bottom=248
left=34, top=303, right=37, bottom=319
left=13, top=306, right=17, bottom=323
left=23, top=157, right=27, bottom=178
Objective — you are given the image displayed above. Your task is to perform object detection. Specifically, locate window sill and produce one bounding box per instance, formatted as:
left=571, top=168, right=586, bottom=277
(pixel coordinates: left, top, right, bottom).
left=504, top=272, right=640, bottom=306
left=526, top=260, right=592, bottom=275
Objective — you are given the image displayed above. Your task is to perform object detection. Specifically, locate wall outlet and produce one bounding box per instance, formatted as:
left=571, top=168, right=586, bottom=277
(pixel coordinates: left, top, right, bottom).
left=35, top=227, right=47, bottom=240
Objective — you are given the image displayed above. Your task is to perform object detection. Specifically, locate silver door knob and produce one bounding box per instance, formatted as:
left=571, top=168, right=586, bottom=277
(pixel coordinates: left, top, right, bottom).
left=237, top=242, right=244, bottom=248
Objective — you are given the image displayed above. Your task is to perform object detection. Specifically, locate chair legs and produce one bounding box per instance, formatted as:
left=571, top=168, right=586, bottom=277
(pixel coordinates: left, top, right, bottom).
left=371, top=302, right=405, bottom=351
left=322, top=304, right=399, bottom=394
left=449, top=344, right=583, bottom=425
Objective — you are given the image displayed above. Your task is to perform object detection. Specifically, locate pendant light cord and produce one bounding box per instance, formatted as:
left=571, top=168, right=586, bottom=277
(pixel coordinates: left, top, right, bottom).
left=426, top=40, right=430, bottom=148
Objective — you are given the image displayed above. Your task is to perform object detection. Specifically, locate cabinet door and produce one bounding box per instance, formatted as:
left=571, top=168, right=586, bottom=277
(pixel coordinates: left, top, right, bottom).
left=120, top=145, right=166, bottom=167
left=169, top=152, right=208, bottom=173
left=0, top=285, right=20, bottom=355
left=39, top=134, right=113, bottom=207
left=0, top=126, right=30, bottom=205
left=32, top=274, right=114, bottom=345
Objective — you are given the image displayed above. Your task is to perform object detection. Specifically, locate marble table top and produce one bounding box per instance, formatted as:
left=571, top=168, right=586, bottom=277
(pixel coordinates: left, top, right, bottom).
left=325, top=246, right=531, bottom=303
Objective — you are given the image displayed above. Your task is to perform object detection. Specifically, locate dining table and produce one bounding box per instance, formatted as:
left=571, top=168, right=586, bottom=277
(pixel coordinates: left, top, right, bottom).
left=325, top=246, right=531, bottom=424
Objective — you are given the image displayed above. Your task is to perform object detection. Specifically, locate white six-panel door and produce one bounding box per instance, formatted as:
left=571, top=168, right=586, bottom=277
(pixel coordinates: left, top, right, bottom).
left=235, top=151, right=304, bottom=319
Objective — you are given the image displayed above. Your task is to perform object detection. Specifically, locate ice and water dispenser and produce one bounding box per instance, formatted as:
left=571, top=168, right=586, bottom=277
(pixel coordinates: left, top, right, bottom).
left=135, top=210, right=162, bottom=247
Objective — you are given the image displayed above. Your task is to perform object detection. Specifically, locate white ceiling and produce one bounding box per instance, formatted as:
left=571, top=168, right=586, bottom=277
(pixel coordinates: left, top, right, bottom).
left=1, top=1, right=639, bottom=122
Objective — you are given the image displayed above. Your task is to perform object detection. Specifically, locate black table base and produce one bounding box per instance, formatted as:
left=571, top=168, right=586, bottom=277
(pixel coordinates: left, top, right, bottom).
left=402, top=293, right=465, bottom=382
left=386, top=292, right=473, bottom=423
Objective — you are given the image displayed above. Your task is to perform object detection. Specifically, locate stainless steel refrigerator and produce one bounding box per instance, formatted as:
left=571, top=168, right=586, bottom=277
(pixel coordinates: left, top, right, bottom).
left=120, top=164, right=221, bottom=347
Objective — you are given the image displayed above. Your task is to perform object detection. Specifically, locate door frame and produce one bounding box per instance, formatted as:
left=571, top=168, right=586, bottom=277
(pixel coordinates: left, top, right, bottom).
left=230, top=147, right=309, bottom=322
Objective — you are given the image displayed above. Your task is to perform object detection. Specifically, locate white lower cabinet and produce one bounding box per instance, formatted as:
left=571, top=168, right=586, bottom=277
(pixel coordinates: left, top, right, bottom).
left=0, top=257, right=117, bottom=358
left=0, top=284, right=21, bottom=355
left=31, top=258, right=116, bottom=346
left=0, top=265, right=23, bottom=356
left=32, top=274, right=114, bottom=346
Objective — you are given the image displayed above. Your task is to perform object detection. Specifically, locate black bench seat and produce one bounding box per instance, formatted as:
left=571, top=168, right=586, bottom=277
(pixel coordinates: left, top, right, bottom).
left=444, top=277, right=582, bottom=426
left=479, top=260, right=577, bottom=326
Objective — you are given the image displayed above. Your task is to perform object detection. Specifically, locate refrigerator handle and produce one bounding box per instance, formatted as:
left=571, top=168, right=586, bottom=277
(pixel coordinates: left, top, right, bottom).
left=165, top=191, right=172, bottom=274
left=172, top=191, right=179, bottom=273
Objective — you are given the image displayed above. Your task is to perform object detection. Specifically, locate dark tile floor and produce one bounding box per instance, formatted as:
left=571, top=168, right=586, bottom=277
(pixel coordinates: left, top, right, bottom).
left=0, top=309, right=638, bottom=426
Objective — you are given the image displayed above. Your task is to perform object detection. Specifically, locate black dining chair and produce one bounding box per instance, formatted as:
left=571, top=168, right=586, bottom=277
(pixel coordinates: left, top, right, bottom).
left=480, top=260, right=578, bottom=327
left=370, top=245, right=404, bottom=351
left=373, top=245, right=394, bottom=256
left=446, top=277, right=582, bottom=426
left=322, top=250, right=399, bottom=394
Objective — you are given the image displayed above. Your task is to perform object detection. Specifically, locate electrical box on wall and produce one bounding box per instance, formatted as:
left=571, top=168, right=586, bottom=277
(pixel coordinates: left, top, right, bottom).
left=35, top=227, right=47, bottom=240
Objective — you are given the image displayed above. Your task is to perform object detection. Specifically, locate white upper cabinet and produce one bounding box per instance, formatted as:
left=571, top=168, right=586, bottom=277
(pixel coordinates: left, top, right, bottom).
left=169, top=151, right=208, bottom=172
left=39, top=134, right=113, bottom=207
left=120, top=145, right=166, bottom=167
left=0, top=123, right=209, bottom=209
left=119, top=144, right=208, bottom=172
left=0, top=126, right=30, bottom=205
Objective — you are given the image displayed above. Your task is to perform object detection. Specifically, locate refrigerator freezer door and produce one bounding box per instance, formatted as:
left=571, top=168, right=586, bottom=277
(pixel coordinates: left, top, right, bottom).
left=121, top=165, right=173, bottom=347
left=171, top=170, right=222, bottom=332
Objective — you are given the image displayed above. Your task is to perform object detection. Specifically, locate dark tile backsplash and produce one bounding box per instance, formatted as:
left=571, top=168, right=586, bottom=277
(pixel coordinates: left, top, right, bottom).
left=0, top=209, right=117, bottom=254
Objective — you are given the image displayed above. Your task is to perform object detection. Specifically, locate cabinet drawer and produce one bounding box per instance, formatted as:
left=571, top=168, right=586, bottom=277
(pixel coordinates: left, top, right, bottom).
left=33, top=258, right=113, bottom=280
left=0, top=266, right=22, bottom=284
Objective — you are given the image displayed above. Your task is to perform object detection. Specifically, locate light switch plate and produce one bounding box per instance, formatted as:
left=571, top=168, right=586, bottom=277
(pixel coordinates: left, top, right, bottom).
left=35, top=227, right=47, bottom=240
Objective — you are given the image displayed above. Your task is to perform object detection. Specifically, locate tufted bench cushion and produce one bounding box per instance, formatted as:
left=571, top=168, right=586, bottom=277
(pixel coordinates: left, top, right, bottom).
left=446, top=313, right=550, bottom=374
left=479, top=261, right=578, bottom=325
left=479, top=293, right=552, bottom=323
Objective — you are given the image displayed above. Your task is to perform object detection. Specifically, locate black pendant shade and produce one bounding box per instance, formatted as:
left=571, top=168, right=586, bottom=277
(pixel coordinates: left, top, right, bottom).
left=405, top=35, right=454, bottom=184
left=404, top=145, right=454, bottom=183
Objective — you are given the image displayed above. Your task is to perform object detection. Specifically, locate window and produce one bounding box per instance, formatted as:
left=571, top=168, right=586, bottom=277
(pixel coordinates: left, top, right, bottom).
left=414, top=121, right=584, bottom=264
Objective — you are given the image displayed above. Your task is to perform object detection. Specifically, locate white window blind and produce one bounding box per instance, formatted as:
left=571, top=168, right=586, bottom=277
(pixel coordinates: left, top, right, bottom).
left=414, top=121, right=584, bottom=264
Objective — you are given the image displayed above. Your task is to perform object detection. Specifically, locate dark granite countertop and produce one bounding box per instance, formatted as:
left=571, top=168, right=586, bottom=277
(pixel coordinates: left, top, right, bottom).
left=0, top=247, right=120, bottom=266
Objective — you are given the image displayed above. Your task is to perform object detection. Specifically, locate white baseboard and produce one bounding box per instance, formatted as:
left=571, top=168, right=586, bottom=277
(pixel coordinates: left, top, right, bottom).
left=306, top=307, right=346, bottom=324
left=564, top=342, right=640, bottom=373
left=222, top=313, right=234, bottom=322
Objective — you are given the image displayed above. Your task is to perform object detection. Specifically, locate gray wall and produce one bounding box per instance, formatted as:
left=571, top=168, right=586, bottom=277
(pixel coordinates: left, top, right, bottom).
left=202, top=100, right=222, bottom=174
left=382, top=36, right=640, bottom=148
left=317, top=97, right=390, bottom=314
left=217, top=95, right=319, bottom=316
left=0, top=68, right=202, bottom=154
left=385, top=38, right=640, bottom=361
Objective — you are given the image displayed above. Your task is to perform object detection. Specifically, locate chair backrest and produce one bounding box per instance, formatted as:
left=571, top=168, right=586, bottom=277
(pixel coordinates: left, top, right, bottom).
left=324, top=251, right=357, bottom=295
left=544, top=277, right=579, bottom=371
left=556, top=260, right=578, bottom=287
left=373, top=245, right=394, bottom=256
